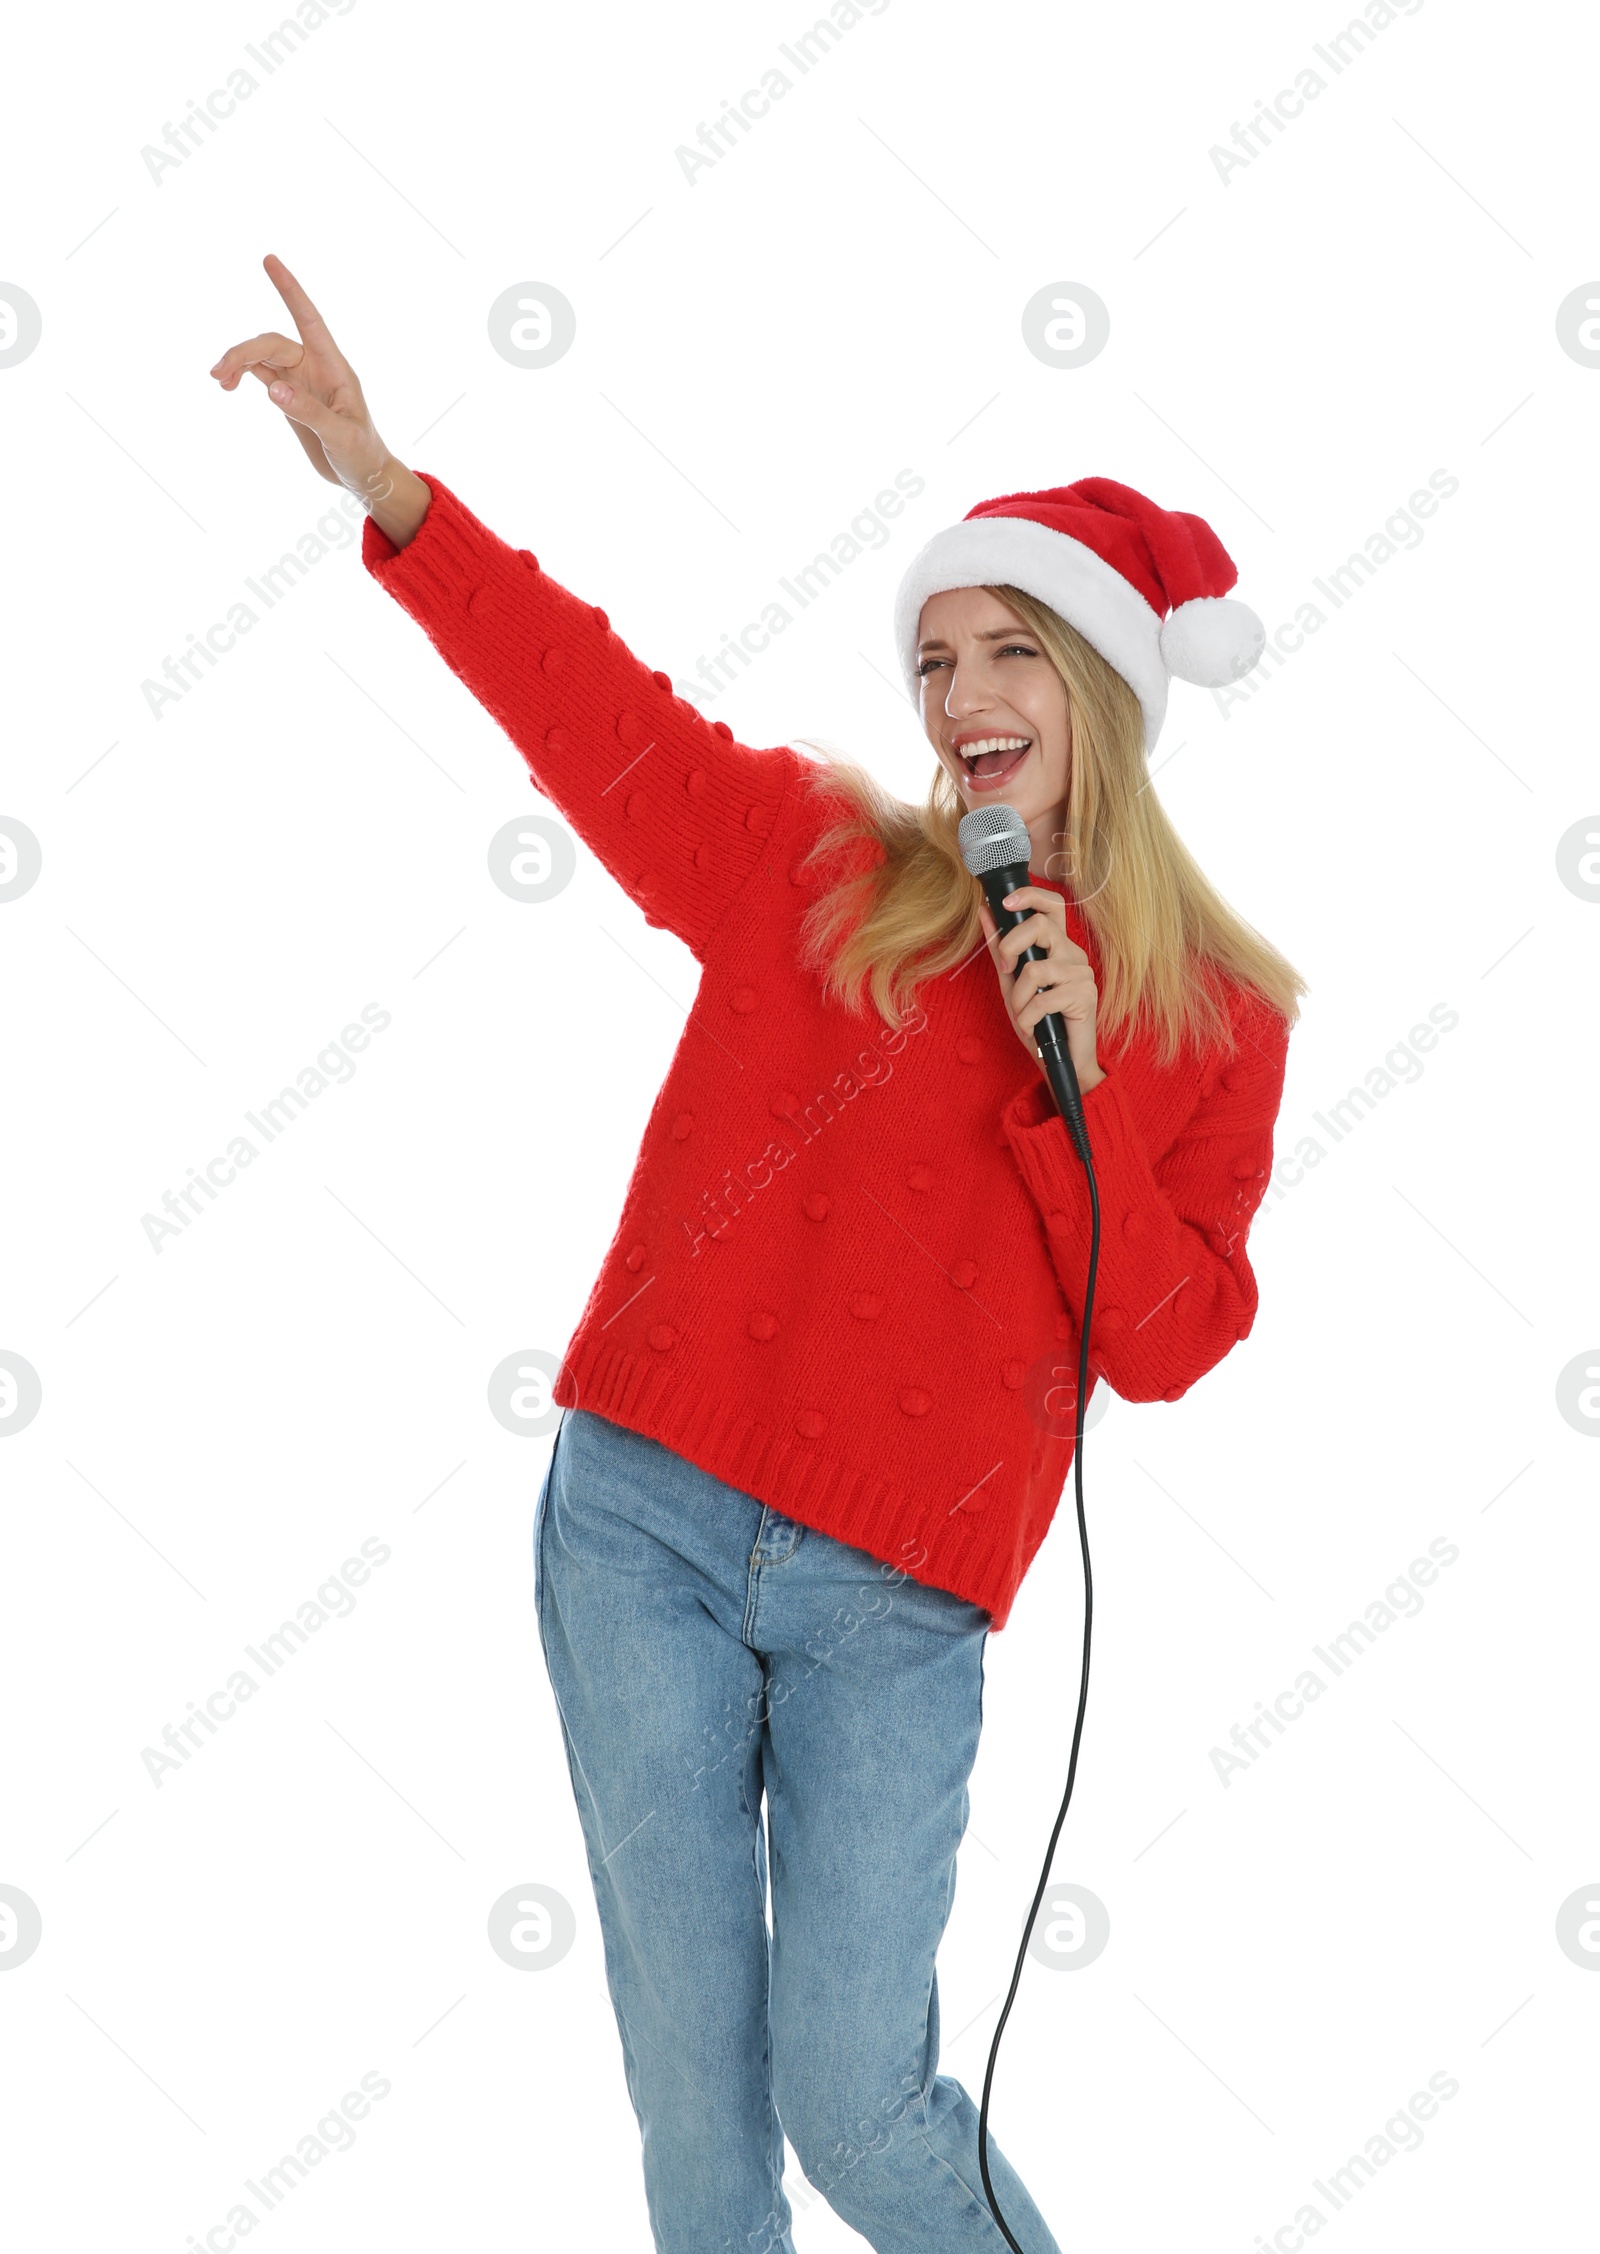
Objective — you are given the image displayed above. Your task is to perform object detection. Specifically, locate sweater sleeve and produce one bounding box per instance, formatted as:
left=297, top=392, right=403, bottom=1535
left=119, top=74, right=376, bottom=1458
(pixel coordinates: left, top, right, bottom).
left=999, top=986, right=1290, bottom=1403
left=360, top=472, right=798, bottom=962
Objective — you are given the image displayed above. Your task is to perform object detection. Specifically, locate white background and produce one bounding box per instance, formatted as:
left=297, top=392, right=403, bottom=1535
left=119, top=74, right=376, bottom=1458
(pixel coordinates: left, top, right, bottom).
left=2, top=0, right=1595, bottom=2247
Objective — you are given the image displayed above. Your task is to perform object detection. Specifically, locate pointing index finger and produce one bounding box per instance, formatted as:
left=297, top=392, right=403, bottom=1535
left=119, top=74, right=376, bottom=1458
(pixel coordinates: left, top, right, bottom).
left=263, top=252, right=333, bottom=342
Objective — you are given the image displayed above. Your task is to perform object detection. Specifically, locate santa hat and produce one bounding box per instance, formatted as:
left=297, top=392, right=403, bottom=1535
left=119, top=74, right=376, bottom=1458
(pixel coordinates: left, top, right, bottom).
left=893, top=477, right=1265, bottom=752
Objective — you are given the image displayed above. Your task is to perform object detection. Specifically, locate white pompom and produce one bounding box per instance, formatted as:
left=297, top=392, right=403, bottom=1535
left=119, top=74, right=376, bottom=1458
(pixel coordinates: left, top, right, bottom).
left=1159, top=596, right=1266, bottom=687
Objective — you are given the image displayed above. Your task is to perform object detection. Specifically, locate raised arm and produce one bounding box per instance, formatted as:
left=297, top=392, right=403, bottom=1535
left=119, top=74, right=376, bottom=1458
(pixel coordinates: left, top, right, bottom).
left=359, top=474, right=797, bottom=959
left=210, top=254, right=798, bottom=960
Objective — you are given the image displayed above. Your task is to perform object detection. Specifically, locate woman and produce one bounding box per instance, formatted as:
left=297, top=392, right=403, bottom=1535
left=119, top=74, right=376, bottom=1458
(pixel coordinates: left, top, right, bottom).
left=211, top=255, right=1303, bottom=2254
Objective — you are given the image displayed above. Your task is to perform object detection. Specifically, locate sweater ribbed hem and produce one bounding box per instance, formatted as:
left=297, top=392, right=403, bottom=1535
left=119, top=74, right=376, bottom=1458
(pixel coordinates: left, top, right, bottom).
left=363, top=470, right=502, bottom=602
left=552, top=1333, right=1041, bottom=1631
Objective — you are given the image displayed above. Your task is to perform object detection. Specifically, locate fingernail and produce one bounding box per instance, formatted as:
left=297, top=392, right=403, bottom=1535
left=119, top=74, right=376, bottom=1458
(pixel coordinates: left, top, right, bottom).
left=269, top=382, right=291, bottom=402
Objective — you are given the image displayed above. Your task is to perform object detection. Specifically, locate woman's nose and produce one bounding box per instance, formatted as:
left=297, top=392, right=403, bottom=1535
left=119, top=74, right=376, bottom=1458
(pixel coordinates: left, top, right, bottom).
left=943, top=664, right=988, bottom=717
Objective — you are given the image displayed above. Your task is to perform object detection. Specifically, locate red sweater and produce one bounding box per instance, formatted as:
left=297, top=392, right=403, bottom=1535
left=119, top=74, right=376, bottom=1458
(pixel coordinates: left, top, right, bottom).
left=362, top=476, right=1291, bottom=1629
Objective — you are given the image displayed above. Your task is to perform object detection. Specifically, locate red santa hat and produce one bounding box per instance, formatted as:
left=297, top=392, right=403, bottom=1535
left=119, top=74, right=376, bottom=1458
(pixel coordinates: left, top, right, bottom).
left=893, top=477, right=1265, bottom=752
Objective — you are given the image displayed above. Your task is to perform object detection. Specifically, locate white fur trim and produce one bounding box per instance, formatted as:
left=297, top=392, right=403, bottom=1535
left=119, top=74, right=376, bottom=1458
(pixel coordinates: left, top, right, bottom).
left=1159, top=596, right=1266, bottom=686
left=894, top=517, right=1170, bottom=751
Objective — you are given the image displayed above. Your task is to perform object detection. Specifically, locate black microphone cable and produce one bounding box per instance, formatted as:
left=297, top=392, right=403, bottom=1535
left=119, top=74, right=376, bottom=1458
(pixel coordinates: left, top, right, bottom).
left=958, top=805, right=1101, bottom=2254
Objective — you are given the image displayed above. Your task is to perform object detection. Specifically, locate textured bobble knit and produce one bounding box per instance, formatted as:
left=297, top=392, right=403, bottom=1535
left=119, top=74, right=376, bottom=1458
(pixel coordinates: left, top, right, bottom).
left=362, top=474, right=1292, bottom=1630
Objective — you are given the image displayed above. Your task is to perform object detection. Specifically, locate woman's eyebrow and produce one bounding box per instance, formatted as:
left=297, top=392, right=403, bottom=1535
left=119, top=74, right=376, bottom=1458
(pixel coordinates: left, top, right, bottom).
left=917, top=627, right=1030, bottom=652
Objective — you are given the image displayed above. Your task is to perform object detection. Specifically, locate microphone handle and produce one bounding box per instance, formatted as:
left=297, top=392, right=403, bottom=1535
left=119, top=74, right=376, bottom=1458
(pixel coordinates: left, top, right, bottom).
left=979, top=859, right=1092, bottom=1168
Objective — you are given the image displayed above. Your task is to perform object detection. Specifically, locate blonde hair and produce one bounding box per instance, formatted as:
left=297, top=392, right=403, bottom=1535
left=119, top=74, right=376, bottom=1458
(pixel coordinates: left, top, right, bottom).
left=793, top=584, right=1307, bottom=1068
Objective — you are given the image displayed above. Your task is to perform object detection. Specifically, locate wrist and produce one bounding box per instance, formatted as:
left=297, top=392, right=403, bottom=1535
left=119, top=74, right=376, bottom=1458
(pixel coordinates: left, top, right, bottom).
left=1033, top=1043, right=1104, bottom=1095
left=358, top=455, right=431, bottom=549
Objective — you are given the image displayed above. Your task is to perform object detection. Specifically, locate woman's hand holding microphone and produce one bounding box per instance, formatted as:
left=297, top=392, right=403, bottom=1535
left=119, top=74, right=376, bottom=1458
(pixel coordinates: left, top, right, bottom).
left=977, top=886, right=1106, bottom=1096
left=208, top=253, right=432, bottom=551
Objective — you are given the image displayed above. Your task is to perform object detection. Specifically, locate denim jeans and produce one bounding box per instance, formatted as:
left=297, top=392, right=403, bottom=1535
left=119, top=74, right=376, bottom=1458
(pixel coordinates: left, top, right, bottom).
left=532, top=1406, right=1062, bottom=2254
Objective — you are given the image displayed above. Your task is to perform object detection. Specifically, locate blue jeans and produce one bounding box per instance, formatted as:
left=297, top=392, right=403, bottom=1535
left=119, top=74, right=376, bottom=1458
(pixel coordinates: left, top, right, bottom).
left=532, top=1406, right=1062, bottom=2254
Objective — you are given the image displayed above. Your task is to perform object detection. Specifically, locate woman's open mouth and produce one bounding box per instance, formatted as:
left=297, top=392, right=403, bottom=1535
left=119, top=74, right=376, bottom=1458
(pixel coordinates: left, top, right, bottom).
left=956, top=734, right=1033, bottom=790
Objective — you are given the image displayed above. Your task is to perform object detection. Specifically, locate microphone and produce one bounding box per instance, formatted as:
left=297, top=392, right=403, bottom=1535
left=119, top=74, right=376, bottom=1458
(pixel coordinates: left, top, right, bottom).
left=958, top=805, right=1092, bottom=1167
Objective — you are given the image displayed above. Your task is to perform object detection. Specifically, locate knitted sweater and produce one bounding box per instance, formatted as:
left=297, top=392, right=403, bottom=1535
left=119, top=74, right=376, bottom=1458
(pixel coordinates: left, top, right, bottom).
left=362, top=475, right=1291, bottom=1629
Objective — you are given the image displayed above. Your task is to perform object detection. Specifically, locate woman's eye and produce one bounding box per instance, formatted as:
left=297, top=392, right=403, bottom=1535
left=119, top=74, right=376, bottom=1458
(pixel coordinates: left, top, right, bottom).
left=916, top=647, right=1033, bottom=671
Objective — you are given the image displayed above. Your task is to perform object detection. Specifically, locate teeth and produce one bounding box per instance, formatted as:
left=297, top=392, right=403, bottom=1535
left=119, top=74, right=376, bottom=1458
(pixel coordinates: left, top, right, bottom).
left=960, top=736, right=1031, bottom=759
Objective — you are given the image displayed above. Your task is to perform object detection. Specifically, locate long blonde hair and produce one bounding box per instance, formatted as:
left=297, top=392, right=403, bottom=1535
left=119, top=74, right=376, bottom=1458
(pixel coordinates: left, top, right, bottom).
left=792, top=584, right=1307, bottom=1068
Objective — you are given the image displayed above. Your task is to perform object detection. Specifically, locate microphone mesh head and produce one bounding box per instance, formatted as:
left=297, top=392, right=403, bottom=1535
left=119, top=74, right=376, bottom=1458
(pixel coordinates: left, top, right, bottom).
left=958, top=804, right=1031, bottom=877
